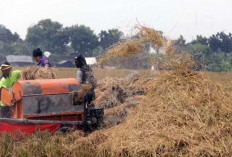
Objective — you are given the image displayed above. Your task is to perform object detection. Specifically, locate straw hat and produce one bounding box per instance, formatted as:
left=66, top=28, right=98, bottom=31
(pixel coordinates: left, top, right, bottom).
left=1, top=61, right=11, bottom=71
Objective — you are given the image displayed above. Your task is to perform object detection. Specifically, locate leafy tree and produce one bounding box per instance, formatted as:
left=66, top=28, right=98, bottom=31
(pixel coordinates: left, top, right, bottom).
left=188, top=43, right=211, bottom=70
left=206, top=52, right=232, bottom=71
left=11, top=41, right=32, bottom=55
left=208, top=34, right=221, bottom=52
left=99, top=29, right=123, bottom=50
left=208, top=32, right=232, bottom=53
left=218, top=32, right=232, bottom=53
left=174, top=35, right=186, bottom=53
left=0, top=25, right=20, bottom=43
left=191, top=35, right=208, bottom=45
left=67, top=25, right=98, bottom=56
left=26, top=19, right=69, bottom=54
left=92, top=46, right=104, bottom=56
left=175, top=35, right=186, bottom=47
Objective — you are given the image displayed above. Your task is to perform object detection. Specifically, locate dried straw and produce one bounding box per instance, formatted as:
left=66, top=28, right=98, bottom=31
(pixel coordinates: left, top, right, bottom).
left=95, top=77, right=151, bottom=108
left=99, top=26, right=167, bottom=66
left=72, top=27, right=232, bottom=156
left=73, top=84, right=93, bottom=105
left=21, top=66, right=56, bottom=80
left=139, top=26, right=166, bottom=48
left=99, top=40, right=142, bottom=65
left=94, top=77, right=151, bottom=127
left=92, top=68, right=232, bottom=156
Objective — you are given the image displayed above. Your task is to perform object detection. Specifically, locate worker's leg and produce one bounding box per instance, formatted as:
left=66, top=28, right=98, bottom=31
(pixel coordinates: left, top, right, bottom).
left=0, top=106, right=11, bottom=118
left=87, top=88, right=95, bottom=108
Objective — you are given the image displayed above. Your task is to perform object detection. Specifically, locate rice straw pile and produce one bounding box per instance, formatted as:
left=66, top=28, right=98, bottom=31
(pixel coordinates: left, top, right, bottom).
left=139, top=26, right=166, bottom=48
left=21, top=66, right=56, bottom=80
left=73, top=27, right=232, bottom=156
left=99, top=26, right=165, bottom=66
left=95, top=77, right=152, bottom=127
left=65, top=54, right=232, bottom=156
left=99, top=40, right=142, bottom=66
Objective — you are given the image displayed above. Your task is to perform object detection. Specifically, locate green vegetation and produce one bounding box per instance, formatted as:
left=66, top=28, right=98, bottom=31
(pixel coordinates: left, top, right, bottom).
left=1, top=19, right=232, bottom=71
left=0, top=19, right=123, bottom=63
left=175, top=33, right=232, bottom=71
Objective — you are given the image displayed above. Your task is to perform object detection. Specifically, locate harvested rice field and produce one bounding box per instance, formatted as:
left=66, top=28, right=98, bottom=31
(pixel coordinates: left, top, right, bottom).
left=2, top=67, right=232, bottom=156
left=1, top=27, right=232, bottom=156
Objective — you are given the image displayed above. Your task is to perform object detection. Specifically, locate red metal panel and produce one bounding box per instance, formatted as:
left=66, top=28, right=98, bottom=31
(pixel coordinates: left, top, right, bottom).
left=11, top=101, right=23, bottom=119
left=24, top=111, right=84, bottom=118
left=8, top=78, right=80, bottom=119
left=13, top=78, right=79, bottom=96
left=0, top=87, right=13, bottom=106
left=25, top=112, right=84, bottom=121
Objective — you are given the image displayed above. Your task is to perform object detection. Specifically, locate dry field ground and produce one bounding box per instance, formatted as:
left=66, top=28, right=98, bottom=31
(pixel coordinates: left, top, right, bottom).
left=1, top=67, right=232, bottom=156
left=13, top=67, right=232, bottom=86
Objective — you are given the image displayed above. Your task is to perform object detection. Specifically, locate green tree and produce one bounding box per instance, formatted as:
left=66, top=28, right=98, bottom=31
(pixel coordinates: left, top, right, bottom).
left=175, top=35, right=186, bottom=46
left=67, top=25, right=98, bottom=56
left=0, top=25, right=20, bottom=43
left=174, top=35, right=186, bottom=53
left=99, top=29, right=123, bottom=50
left=208, top=32, right=232, bottom=53
left=191, top=35, right=208, bottom=45
left=206, top=52, right=232, bottom=71
left=26, top=19, right=69, bottom=54
left=188, top=43, right=211, bottom=70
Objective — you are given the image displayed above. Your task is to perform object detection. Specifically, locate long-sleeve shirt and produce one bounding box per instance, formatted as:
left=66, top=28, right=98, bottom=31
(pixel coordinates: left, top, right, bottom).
left=0, top=70, right=22, bottom=106
left=38, top=56, right=51, bottom=67
left=76, top=70, right=83, bottom=84
left=76, top=66, right=97, bottom=88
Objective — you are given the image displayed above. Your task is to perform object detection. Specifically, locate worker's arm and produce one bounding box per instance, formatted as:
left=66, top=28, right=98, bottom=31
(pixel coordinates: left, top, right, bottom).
left=45, top=64, right=50, bottom=68
left=42, top=57, right=51, bottom=68
left=76, top=70, right=83, bottom=83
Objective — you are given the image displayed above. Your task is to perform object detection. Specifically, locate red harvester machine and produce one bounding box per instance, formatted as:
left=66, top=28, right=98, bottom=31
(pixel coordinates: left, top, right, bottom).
left=0, top=78, right=104, bottom=134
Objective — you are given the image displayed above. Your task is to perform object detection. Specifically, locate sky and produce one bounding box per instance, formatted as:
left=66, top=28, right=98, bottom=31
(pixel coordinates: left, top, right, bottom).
left=0, top=0, right=232, bottom=42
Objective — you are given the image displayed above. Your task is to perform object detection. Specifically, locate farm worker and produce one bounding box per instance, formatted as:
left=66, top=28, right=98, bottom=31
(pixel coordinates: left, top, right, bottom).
left=0, top=61, right=22, bottom=118
left=75, top=55, right=97, bottom=104
left=32, top=48, right=51, bottom=68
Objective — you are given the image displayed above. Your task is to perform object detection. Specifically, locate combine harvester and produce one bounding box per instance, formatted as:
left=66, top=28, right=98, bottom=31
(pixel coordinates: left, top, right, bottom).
left=0, top=78, right=104, bottom=134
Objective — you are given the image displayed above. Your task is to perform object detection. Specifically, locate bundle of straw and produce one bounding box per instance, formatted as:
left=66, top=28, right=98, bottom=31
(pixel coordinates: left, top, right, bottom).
left=73, top=84, right=92, bottom=105
left=139, top=26, right=166, bottom=48
left=21, top=67, right=56, bottom=80
left=99, top=40, right=142, bottom=65
left=99, top=26, right=167, bottom=66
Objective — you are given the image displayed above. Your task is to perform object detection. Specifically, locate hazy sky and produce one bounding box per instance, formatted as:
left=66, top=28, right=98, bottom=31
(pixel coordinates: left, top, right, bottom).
left=0, top=0, right=232, bottom=42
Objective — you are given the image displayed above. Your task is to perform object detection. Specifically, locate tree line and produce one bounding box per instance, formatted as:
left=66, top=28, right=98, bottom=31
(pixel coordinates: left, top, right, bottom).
left=1, top=18, right=232, bottom=71
left=174, top=32, right=232, bottom=71
left=0, top=19, right=123, bottom=62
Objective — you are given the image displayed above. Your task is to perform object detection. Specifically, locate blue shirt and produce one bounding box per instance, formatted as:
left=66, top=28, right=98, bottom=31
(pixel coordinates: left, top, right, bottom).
left=38, top=56, right=51, bottom=67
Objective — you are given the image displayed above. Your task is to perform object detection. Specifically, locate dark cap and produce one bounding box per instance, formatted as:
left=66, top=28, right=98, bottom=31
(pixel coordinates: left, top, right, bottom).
left=74, top=55, right=87, bottom=66
left=33, top=48, right=43, bottom=57
left=1, top=61, right=11, bottom=66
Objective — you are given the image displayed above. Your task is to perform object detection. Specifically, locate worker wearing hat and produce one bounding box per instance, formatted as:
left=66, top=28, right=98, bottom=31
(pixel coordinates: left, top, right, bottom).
left=75, top=55, right=97, bottom=88
left=33, top=48, right=51, bottom=68
left=0, top=61, right=22, bottom=117
left=75, top=55, right=97, bottom=106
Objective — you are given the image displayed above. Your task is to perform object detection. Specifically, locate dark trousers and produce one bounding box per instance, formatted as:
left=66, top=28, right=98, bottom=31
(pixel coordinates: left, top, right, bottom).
left=0, top=106, right=11, bottom=118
